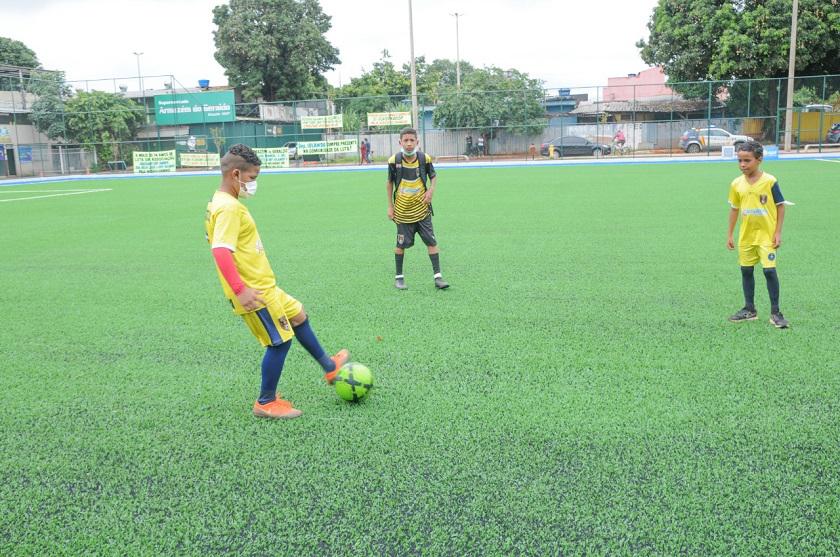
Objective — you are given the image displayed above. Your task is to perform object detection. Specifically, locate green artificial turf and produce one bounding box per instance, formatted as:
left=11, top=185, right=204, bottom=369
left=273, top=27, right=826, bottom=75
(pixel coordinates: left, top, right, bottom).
left=1, top=160, right=838, bottom=555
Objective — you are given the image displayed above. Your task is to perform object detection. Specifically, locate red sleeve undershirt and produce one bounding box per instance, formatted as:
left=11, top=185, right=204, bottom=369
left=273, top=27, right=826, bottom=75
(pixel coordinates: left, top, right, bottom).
left=212, top=247, right=245, bottom=295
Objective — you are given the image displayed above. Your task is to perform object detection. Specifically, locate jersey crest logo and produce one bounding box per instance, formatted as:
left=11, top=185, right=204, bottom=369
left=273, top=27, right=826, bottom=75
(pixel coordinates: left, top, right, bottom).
left=760, top=194, right=767, bottom=205
left=278, top=315, right=291, bottom=331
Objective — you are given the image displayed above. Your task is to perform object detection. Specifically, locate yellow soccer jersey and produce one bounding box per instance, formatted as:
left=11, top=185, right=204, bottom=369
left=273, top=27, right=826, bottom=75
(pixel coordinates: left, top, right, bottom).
left=388, top=153, right=435, bottom=224
left=205, top=190, right=275, bottom=313
left=728, top=172, right=787, bottom=246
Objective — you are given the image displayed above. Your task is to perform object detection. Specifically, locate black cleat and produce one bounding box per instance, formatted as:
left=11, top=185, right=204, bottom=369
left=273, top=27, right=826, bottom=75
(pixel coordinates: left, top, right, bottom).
left=395, top=276, right=407, bottom=290
left=769, top=312, right=790, bottom=329
left=434, top=277, right=449, bottom=290
left=729, top=307, right=757, bottom=322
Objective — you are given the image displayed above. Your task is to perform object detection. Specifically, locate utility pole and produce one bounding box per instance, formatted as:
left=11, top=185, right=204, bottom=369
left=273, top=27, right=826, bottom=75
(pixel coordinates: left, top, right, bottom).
left=783, top=0, right=798, bottom=152
left=408, top=0, right=418, bottom=128
left=451, top=12, right=463, bottom=90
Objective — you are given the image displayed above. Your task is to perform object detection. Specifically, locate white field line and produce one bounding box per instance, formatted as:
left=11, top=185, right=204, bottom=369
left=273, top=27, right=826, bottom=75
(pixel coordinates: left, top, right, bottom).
left=0, top=188, right=111, bottom=203
left=0, top=189, right=99, bottom=193
left=816, top=159, right=840, bottom=164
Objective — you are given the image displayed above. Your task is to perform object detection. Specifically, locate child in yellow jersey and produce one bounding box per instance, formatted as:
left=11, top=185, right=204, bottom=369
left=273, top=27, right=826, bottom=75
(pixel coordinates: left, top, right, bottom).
left=205, top=144, right=349, bottom=419
left=726, top=141, right=793, bottom=328
left=386, top=127, right=450, bottom=290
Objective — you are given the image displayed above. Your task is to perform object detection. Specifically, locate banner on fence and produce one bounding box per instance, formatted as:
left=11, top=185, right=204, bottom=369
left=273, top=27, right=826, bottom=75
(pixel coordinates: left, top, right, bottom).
left=180, top=152, right=221, bottom=167
left=133, top=150, right=177, bottom=173
left=154, top=91, right=236, bottom=125
left=301, top=114, right=344, bottom=129
left=367, top=112, right=412, bottom=127
left=253, top=147, right=290, bottom=169
left=0, top=127, right=11, bottom=143
left=18, top=146, right=33, bottom=162
left=297, top=139, right=358, bottom=155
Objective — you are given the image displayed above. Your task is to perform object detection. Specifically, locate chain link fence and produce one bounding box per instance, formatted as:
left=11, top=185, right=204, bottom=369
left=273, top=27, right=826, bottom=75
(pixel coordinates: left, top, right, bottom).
left=1, top=70, right=838, bottom=177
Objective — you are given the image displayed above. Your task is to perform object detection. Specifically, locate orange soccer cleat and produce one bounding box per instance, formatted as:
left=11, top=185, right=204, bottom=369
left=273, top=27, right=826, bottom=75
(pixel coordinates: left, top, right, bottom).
left=323, top=349, right=350, bottom=385
left=252, top=397, right=302, bottom=419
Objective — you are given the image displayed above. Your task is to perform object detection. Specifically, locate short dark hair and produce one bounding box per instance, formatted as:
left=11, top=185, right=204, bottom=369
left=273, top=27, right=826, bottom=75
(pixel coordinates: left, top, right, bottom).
left=400, top=127, right=418, bottom=139
left=221, top=143, right=261, bottom=173
left=736, top=140, right=764, bottom=159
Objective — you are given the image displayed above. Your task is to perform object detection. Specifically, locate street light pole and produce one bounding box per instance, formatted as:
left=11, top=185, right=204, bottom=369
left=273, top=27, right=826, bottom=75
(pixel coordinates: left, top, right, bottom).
left=451, top=12, right=463, bottom=91
left=783, top=0, right=798, bottom=152
left=133, top=51, right=145, bottom=120
left=408, top=0, right=418, bottom=129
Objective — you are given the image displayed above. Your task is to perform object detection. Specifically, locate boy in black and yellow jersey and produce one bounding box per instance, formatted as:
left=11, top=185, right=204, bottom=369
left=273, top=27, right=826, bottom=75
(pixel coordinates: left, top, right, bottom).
left=387, top=127, right=450, bottom=290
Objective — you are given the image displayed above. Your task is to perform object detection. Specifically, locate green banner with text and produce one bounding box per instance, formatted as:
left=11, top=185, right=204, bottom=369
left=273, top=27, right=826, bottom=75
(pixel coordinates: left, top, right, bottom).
left=154, top=91, right=236, bottom=125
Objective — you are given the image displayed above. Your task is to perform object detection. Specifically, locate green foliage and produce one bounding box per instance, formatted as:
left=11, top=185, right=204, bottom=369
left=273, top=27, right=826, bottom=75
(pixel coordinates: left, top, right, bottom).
left=212, top=0, right=340, bottom=101
left=334, top=51, right=411, bottom=115
left=433, top=67, right=547, bottom=135
left=792, top=85, right=821, bottom=107
left=638, top=0, right=840, bottom=82
left=0, top=36, right=39, bottom=69
left=334, top=53, right=479, bottom=114
left=63, top=91, right=145, bottom=163
left=27, top=70, right=71, bottom=140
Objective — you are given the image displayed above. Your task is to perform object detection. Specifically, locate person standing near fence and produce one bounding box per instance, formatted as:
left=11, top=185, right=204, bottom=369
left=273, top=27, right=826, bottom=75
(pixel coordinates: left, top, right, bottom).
left=386, top=127, right=450, bottom=290
left=365, top=138, right=373, bottom=163
left=360, top=139, right=368, bottom=165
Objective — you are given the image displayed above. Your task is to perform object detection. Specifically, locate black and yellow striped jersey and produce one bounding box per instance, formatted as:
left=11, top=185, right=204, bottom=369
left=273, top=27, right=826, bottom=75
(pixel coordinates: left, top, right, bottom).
left=388, top=152, right=436, bottom=224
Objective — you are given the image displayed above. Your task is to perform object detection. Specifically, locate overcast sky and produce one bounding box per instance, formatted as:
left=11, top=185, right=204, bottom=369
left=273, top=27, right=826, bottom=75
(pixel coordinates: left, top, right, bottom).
left=1, top=0, right=661, bottom=93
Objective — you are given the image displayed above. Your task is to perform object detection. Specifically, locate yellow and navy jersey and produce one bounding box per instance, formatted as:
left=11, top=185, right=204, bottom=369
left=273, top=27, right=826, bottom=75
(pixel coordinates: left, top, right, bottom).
left=728, top=172, right=787, bottom=246
left=388, top=152, right=436, bottom=224
left=205, top=191, right=275, bottom=311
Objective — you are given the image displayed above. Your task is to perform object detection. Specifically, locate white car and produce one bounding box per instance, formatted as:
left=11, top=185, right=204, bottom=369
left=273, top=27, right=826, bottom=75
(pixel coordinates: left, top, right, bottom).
left=679, top=127, right=754, bottom=153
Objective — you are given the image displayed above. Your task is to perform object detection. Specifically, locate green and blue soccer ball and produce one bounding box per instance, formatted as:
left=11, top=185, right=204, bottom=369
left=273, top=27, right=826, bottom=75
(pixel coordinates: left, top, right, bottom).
left=334, top=362, right=373, bottom=402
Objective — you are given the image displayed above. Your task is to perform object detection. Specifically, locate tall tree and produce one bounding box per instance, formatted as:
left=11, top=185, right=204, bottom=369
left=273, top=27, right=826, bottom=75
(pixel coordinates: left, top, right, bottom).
left=212, top=0, right=340, bottom=102
left=0, top=37, right=40, bottom=92
left=28, top=70, right=71, bottom=140
left=63, top=91, right=145, bottom=164
left=638, top=0, right=840, bottom=81
left=638, top=0, right=840, bottom=115
left=0, top=36, right=39, bottom=68
left=433, top=67, right=545, bottom=136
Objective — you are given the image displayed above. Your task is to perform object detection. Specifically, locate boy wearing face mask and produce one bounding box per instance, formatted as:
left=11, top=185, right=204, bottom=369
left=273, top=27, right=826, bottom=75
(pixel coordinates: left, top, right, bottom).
left=387, top=128, right=449, bottom=290
left=205, top=144, right=349, bottom=419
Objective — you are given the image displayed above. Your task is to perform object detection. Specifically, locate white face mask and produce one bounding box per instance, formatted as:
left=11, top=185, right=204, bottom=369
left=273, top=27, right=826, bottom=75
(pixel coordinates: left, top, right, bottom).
left=401, top=147, right=416, bottom=157
left=237, top=176, right=258, bottom=198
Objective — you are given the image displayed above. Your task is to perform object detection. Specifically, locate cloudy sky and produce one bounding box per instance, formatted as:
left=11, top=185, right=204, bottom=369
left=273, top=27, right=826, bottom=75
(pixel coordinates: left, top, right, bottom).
left=2, top=0, right=661, bottom=93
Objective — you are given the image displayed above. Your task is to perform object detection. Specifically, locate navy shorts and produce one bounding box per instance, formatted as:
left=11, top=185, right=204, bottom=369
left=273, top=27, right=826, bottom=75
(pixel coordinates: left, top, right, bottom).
left=396, top=216, right=437, bottom=249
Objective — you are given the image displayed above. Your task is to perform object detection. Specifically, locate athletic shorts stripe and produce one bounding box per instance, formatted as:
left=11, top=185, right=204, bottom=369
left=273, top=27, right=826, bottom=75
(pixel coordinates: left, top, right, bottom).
left=256, top=307, right=283, bottom=346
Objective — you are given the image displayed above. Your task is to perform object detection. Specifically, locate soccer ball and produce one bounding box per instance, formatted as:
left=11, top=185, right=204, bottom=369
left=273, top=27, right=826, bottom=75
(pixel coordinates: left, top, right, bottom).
left=334, top=362, right=373, bottom=402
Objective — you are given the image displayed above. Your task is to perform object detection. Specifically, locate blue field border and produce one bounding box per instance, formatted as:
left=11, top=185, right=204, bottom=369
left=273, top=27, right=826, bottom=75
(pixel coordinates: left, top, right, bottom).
left=2, top=151, right=839, bottom=187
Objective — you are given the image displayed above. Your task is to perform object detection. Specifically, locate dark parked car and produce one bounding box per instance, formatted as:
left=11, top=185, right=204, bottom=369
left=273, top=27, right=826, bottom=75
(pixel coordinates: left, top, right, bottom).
left=826, top=123, right=840, bottom=144
left=540, top=136, right=610, bottom=158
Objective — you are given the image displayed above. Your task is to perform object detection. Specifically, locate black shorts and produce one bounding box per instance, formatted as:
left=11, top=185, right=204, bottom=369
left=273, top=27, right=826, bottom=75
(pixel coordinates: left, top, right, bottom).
left=396, top=216, right=437, bottom=249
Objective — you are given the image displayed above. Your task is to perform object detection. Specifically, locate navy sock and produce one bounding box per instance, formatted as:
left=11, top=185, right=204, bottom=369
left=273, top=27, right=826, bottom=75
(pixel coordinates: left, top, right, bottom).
left=740, top=266, right=755, bottom=310
left=764, top=268, right=780, bottom=313
left=395, top=253, right=404, bottom=276
left=258, top=340, right=292, bottom=404
left=293, top=318, right=334, bottom=372
left=429, top=252, right=441, bottom=275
